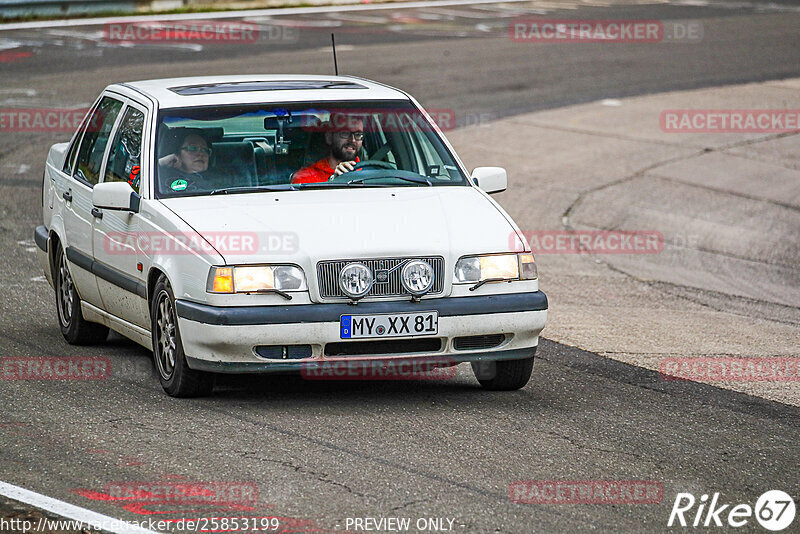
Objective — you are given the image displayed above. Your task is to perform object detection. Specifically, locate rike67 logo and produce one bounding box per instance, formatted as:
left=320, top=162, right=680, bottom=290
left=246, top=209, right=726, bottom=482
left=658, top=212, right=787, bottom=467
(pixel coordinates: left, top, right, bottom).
left=669, top=490, right=795, bottom=531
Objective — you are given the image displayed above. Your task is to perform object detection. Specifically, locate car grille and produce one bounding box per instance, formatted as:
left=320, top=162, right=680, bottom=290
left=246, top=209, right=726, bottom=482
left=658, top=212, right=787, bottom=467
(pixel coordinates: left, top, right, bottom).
left=254, top=345, right=313, bottom=360
left=453, top=334, right=506, bottom=351
left=317, top=256, right=445, bottom=299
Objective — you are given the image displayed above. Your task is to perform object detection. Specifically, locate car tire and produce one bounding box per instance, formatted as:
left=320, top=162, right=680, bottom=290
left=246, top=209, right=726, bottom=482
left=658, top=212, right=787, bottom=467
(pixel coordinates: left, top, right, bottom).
left=471, top=348, right=536, bottom=391
left=54, top=244, right=109, bottom=345
left=151, top=274, right=214, bottom=397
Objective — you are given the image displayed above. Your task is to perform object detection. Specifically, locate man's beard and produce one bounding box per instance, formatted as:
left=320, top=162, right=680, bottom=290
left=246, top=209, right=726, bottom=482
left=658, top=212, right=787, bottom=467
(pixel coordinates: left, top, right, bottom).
left=332, top=142, right=357, bottom=162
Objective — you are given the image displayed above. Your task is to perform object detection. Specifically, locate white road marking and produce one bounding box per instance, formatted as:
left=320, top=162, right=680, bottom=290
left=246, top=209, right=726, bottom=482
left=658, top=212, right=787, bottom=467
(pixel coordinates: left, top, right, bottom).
left=45, top=28, right=106, bottom=40
left=0, top=38, right=23, bottom=49
left=247, top=17, right=342, bottom=27
left=17, top=239, right=39, bottom=253
left=324, top=12, right=389, bottom=24
left=0, top=480, right=161, bottom=534
left=0, top=0, right=533, bottom=31
left=5, top=164, right=31, bottom=174
left=601, top=99, right=622, bottom=106
left=424, top=7, right=496, bottom=18
left=317, top=44, right=355, bottom=52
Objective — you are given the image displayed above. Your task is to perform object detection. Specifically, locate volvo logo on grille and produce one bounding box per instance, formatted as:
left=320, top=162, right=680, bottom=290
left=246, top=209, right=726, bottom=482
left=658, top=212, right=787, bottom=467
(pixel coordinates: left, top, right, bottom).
left=374, top=269, right=389, bottom=283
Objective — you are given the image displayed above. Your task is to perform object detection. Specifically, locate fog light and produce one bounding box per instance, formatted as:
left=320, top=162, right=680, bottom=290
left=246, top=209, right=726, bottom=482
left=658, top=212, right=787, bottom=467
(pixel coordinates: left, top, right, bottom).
left=401, top=260, right=434, bottom=296
left=339, top=262, right=373, bottom=299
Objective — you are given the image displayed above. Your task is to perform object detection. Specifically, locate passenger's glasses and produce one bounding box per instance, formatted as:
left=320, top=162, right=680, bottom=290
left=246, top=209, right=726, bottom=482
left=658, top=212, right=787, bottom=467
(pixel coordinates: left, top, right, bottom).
left=182, top=145, right=212, bottom=155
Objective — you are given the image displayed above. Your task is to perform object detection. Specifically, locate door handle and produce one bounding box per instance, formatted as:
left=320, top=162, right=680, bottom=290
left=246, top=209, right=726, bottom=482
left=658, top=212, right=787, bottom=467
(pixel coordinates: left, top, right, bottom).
left=62, top=190, right=72, bottom=202
left=91, top=207, right=103, bottom=219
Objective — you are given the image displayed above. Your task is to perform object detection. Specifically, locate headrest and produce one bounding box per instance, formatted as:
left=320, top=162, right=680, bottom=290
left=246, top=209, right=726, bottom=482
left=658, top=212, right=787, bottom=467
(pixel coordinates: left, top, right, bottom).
left=211, top=141, right=255, bottom=160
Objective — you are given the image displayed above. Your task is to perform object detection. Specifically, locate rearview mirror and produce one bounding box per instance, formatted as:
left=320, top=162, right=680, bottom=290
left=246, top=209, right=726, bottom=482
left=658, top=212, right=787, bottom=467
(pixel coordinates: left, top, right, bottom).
left=93, top=182, right=141, bottom=212
left=471, top=167, right=507, bottom=194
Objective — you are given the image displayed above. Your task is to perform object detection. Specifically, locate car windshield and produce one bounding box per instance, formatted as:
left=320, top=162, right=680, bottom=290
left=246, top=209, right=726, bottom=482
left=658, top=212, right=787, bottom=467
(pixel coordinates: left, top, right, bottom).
left=154, top=100, right=469, bottom=198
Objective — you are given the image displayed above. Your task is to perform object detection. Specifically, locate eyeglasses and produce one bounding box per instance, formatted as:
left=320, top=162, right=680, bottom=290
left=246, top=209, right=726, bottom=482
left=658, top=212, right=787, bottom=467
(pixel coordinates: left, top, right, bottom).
left=334, top=131, right=365, bottom=141
left=181, top=144, right=212, bottom=155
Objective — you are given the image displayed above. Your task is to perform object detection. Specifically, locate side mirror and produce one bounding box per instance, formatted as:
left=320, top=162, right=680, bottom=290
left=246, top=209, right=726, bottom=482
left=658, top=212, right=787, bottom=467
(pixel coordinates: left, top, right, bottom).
left=471, top=167, right=507, bottom=194
left=93, top=182, right=141, bottom=212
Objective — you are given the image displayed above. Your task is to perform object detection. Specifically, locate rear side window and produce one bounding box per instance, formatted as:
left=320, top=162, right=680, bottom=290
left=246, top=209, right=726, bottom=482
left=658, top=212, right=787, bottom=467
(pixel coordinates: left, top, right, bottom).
left=104, top=106, right=145, bottom=194
left=73, top=96, right=123, bottom=186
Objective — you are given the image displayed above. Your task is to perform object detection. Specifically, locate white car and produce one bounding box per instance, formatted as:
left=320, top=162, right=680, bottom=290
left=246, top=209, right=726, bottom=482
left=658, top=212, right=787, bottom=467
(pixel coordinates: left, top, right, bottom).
left=34, top=75, right=547, bottom=397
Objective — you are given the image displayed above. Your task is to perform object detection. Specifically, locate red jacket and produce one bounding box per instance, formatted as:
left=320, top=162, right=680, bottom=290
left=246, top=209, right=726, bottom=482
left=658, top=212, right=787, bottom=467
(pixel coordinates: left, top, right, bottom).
left=291, top=157, right=359, bottom=184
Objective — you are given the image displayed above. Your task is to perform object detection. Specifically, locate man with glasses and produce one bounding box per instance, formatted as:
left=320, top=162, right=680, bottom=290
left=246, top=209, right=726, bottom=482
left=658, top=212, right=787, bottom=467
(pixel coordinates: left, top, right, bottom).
left=158, top=131, right=219, bottom=193
left=291, top=115, right=364, bottom=184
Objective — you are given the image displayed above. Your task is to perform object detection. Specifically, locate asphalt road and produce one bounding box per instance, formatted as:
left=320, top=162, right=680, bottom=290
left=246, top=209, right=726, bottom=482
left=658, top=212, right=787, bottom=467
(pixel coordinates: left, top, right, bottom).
left=0, top=0, right=798, bottom=532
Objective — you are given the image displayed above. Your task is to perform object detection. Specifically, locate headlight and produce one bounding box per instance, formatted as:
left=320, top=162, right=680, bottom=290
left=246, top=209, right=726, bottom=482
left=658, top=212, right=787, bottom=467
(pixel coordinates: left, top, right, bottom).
left=454, top=253, right=537, bottom=283
left=207, top=265, right=306, bottom=293
left=339, top=262, right=373, bottom=299
left=401, top=260, right=434, bottom=296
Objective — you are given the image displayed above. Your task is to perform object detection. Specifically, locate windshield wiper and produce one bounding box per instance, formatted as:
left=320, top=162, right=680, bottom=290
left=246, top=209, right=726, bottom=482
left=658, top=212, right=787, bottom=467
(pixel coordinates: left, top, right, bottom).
left=295, top=182, right=386, bottom=189
left=347, top=175, right=433, bottom=186
left=210, top=184, right=297, bottom=195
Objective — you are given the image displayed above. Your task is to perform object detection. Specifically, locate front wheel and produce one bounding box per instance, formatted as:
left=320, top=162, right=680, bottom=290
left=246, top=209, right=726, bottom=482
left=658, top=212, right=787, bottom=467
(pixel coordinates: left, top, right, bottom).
left=54, top=244, right=108, bottom=345
left=151, top=275, right=214, bottom=397
left=471, top=349, right=536, bottom=391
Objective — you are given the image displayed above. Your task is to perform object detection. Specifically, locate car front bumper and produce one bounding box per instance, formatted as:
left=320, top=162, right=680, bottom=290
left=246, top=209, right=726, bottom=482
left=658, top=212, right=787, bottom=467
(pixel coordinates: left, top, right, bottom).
left=176, top=291, right=547, bottom=373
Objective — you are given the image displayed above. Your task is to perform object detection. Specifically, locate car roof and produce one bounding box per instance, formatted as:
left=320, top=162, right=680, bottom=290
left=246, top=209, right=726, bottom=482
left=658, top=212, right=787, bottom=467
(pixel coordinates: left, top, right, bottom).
left=119, top=75, right=410, bottom=109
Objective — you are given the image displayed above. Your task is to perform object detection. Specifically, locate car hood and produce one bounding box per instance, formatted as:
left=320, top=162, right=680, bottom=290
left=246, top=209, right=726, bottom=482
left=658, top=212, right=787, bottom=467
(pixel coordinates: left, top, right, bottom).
left=159, top=186, right=523, bottom=265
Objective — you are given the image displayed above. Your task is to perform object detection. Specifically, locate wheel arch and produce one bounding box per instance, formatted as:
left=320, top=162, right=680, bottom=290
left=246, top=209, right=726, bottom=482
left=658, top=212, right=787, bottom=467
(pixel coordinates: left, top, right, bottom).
left=48, top=231, right=61, bottom=277
left=147, top=266, right=169, bottom=310
left=47, top=223, right=66, bottom=278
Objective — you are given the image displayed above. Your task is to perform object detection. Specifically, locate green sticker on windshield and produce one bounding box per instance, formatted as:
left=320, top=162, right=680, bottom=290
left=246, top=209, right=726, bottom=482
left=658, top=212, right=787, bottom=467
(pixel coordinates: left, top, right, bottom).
left=170, top=179, right=188, bottom=191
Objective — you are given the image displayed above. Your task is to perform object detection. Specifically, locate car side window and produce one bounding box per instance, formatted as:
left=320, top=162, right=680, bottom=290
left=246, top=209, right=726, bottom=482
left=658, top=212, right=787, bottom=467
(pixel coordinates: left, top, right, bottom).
left=73, top=96, right=123, bottom=186
left=104, top=106, right=144, bottom=194
left=62, top=106, right=95, bottom=176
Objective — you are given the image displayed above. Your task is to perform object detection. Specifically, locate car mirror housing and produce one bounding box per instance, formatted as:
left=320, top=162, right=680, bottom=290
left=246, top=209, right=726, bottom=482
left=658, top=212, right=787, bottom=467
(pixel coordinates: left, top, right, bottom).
left=471, top=167, right=507, bottom=194
left=93, top=181, right=141, bottom=212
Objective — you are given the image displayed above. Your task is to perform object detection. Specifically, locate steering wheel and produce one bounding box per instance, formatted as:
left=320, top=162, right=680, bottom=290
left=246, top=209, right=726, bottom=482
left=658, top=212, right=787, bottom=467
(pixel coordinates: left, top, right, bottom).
left=351, top=160, right=396, bottom=171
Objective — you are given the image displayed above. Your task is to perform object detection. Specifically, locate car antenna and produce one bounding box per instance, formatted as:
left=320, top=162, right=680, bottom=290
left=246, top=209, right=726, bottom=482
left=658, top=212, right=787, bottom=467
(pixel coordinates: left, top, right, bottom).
left=331, top=33, right=339, bottom=76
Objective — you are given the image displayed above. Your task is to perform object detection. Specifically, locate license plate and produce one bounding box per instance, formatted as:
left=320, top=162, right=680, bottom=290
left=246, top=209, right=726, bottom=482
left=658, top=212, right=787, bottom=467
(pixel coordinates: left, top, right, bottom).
left=340, top=311, right=438, bottom=339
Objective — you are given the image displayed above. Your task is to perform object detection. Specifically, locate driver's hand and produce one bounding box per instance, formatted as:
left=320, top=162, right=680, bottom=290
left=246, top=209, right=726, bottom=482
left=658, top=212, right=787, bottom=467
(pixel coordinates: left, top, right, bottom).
left=158, top=154, right=180, bottom=168
left=334, top=160, right=357, bottom=176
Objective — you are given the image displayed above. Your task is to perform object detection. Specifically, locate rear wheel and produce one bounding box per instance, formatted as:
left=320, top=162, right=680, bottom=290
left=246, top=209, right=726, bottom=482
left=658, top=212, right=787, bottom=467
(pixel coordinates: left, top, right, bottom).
left=472, top=348, right=536, bottom=391
left=54, top=244, right=108, bottom=345
left=151, top=274, right=213, bottom=397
